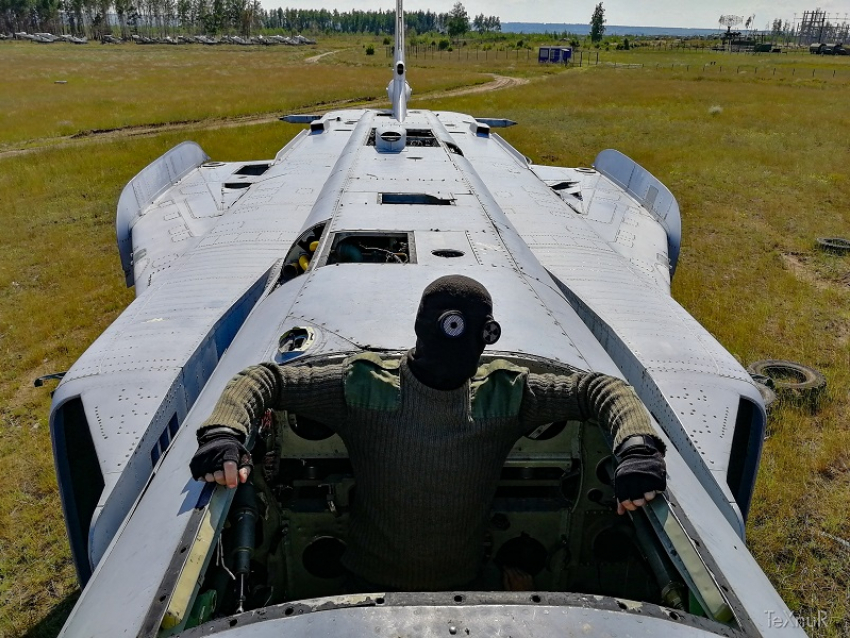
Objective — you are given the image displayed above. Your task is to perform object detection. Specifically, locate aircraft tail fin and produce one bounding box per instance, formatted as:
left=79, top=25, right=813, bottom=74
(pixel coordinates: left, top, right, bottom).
left=387, top=0, right=411, bottom=122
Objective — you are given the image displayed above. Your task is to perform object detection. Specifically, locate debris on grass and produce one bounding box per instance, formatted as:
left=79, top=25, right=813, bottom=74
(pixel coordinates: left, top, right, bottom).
left=819, top=531, right=850, bottom=552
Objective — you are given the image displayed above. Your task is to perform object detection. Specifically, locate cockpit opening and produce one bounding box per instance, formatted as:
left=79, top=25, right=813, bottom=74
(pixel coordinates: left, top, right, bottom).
left=169, top=356, right=736, bottom=634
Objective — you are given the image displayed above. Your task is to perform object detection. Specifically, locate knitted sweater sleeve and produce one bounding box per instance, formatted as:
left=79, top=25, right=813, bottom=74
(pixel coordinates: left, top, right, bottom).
left=519, top=371, right=656, bottom=448
left=197, top=362, right=348, bottom=440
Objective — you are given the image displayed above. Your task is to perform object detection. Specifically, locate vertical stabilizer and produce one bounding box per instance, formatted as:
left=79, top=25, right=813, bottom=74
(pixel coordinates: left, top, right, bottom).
left=387, top=0, right=412, bottom=122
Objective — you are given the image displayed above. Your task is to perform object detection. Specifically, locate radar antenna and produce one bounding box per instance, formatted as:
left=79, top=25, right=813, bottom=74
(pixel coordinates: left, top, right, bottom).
left=719, top=15, right=743, bottom=48
left=719, top=14, right=743, bottom=31
left=387, top=0, right=412, bottom=122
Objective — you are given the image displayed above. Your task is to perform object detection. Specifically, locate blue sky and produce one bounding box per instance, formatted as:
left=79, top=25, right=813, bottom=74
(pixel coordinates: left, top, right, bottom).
left=267, top=1, right=849, bottom=30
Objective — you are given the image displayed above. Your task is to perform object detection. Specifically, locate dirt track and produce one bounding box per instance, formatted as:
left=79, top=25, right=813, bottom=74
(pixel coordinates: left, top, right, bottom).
left=304, top=49, right=345, bottom=63
left=433, top=74, right=529, bottom=98
left=0, top=74, right=531, bottom=160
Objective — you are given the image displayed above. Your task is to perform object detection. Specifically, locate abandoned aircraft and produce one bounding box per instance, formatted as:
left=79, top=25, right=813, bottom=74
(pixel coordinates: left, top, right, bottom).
left=48, top=1, right=807, bottom=635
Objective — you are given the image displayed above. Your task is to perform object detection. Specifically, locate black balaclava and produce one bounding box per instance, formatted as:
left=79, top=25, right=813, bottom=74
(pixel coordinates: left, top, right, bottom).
left=406, top=275, right=501, bottom=390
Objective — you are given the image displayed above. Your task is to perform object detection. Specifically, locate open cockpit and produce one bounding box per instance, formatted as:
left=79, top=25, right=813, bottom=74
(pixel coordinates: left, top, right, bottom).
left=158, top=353, right=738, bottom=636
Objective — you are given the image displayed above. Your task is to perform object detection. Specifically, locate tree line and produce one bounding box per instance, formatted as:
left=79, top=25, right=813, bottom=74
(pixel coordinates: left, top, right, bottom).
left=1, top=0, right=500, bottom=40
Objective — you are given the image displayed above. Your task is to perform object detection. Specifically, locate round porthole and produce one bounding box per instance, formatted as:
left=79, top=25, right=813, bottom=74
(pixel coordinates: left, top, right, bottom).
left=592, top=527, right=633, bottom=562
left=432, top=249, right=465, bottom=258
left=302, top=537, right=346, bottom=579
left=202, top=161, right=225, bottom=167
left=276, top=327, right=320, bottom=364
left=494, top=533, right=547, bottom=576
left=290, top=415, right=334, bottom=441
left=575, top=167, right=596, bottom=173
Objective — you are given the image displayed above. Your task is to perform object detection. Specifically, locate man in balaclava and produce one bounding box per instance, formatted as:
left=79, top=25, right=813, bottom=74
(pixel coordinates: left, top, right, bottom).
left=407, top=275, right=502, bottom=390
left=190, top=275, right=666, bottom=591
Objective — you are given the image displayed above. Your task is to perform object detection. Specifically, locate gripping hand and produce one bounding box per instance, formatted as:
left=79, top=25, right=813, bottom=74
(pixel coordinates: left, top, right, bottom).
left=613, top=434, right=666, bottom=515
left=190, top=431, right=252, bottom=489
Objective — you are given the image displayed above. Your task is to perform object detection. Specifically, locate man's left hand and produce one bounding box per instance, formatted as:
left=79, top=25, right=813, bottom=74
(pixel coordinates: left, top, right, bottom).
left=613, top=435, right=666, bottom=515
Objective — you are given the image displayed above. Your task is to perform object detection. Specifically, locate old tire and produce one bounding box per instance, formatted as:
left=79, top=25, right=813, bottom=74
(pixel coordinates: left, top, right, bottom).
left=747, top=360, right=826, bottom=409
left=749, top=373, right=778, bottom=412
left=816, top=237, right=850, bottom=254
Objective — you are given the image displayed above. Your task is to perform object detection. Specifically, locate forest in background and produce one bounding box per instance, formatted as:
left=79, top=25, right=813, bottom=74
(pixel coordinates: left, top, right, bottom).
left=1, top=0, right=501, bottom=40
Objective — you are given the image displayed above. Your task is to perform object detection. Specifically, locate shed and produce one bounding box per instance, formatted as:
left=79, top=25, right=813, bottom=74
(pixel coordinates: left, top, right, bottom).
left=538, top=47, right=572, bottom=63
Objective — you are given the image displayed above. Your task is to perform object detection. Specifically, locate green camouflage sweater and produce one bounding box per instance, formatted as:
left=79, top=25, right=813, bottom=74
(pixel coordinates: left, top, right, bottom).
left=199, top=352, right=655, bottom=590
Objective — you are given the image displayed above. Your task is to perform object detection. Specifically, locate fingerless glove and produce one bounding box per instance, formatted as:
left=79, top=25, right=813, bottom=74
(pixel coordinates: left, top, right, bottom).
left=189, top=432, right=252, bottom=480
left=613, top=434, right=666, bottom=502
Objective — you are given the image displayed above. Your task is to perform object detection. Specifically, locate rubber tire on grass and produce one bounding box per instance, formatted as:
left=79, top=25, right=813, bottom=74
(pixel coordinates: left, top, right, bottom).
left=748, top=373, right=778, bottom=412
left=816, top=237, right=850, bottom=254
left=747, top=360, right=826, bottom=410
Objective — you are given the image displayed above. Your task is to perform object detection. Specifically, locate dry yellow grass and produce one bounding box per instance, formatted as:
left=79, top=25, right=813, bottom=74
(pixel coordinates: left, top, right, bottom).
left=1, top=40, right=849, bottom=637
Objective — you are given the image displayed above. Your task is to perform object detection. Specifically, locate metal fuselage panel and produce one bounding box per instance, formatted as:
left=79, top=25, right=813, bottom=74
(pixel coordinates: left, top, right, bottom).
left=56, top=107, right=794, bottom=637
left=455, top=123, right=762, bottom=529
left=179, top=600, right=732, bottom=638
left=50, top=122, right=363, bottom=573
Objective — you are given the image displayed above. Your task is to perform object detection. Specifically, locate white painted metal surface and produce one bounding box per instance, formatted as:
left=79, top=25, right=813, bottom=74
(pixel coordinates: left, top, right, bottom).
left=50, top=10, right=799, bottom=634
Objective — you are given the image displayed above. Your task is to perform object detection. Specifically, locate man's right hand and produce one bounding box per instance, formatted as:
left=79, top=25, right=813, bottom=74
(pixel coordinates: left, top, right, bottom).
left=190, top=433, right=252, bottom=489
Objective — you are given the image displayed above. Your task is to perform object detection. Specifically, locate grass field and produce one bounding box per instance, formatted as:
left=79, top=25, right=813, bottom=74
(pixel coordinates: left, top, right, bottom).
left=1, top=39, right=849, bottom=637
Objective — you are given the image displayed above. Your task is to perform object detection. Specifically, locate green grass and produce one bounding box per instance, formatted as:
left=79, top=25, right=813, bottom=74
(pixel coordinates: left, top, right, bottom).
left=0, top=125, right=297, bottom=638
left=427, top=65, right=850, bottom=634
left=0, top=41, right=509, bottom=149
left=1, top=38, right=849, bottom=637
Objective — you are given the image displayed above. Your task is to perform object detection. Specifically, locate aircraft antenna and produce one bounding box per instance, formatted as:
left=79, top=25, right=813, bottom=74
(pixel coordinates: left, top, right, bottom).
left=387, top=0, right=412, bottom=122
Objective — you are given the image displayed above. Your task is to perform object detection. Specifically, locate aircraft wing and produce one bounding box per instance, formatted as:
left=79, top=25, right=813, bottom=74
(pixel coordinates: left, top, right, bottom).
left=51, top=120, right=382, bottom=580
left=459, top=134, right=764, bottom=532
